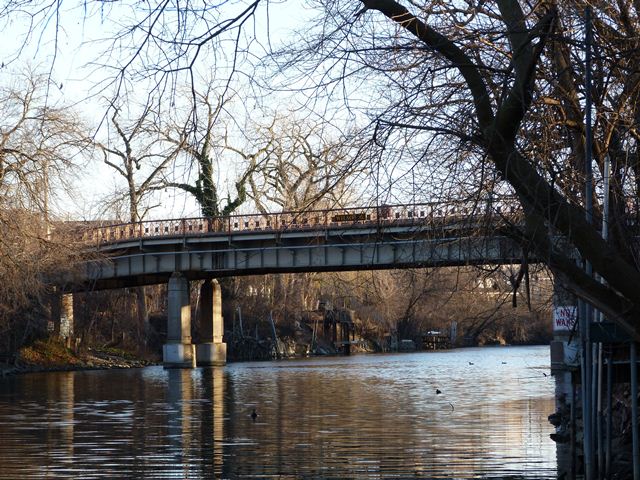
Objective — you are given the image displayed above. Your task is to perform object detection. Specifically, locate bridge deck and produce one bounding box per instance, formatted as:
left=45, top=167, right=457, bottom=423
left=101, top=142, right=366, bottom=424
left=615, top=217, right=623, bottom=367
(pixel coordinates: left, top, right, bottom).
left=62, top=202, right=527, bottom=290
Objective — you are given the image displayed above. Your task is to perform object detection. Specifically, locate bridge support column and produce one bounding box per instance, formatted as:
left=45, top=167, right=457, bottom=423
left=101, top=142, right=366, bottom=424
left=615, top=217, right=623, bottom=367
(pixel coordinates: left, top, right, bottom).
left=50, top=291, right=75, bottom=349
left=60, top=293, right=74, bottom=349
left=163, top=272, right=196, bottom=368
left=196, top=279, right=227, bottom=366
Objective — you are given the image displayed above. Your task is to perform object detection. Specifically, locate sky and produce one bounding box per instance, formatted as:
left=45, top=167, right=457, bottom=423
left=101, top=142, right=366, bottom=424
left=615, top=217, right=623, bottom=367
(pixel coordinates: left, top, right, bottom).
left=1, top=1, right=436, bottom=223
left=1, top=0, right=330, bottom=221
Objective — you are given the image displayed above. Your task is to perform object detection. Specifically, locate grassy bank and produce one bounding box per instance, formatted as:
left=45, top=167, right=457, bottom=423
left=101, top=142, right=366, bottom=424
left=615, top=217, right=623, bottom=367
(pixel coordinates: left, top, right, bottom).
left=1, top=339, right=156, bottom=376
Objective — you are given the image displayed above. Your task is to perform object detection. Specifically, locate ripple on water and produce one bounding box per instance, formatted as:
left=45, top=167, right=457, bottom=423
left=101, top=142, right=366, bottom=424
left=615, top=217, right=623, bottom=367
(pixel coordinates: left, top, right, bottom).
left=0, top=345, right=556, bottom=479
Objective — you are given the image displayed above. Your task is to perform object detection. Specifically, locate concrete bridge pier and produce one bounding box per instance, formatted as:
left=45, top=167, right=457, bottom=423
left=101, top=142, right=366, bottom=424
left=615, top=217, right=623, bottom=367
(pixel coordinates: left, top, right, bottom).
left=60, top=293, right=74, bottom=349
left=163, top=272, right=196, bottom=368
left=196, top=279, right=227, bottom=366
left=50, top=291, right=75, bottom=349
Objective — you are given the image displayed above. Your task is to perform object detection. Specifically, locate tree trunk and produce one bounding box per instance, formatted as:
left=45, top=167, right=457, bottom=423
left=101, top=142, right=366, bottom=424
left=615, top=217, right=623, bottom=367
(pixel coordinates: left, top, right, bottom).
left=136, top=286, right=149, bottom=345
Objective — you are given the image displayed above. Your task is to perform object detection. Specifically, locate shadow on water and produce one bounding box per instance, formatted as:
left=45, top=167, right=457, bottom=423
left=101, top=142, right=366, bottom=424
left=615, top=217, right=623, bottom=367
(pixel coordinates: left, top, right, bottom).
left=0, top=346, right=557, bottom=479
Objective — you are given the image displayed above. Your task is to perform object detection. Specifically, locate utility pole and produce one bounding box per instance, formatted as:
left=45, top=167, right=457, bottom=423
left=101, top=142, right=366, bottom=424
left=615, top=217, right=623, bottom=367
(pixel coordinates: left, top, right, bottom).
left=582, top=7, right=595, bottom=480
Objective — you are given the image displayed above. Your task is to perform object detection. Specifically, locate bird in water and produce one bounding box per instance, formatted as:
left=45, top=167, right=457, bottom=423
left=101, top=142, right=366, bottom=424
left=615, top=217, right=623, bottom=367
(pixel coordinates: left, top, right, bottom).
left=436, top=389, right=442, bottom=395
left=251, top=409, right=258, bottom=421
left=468, top=361, right=474, bottom=365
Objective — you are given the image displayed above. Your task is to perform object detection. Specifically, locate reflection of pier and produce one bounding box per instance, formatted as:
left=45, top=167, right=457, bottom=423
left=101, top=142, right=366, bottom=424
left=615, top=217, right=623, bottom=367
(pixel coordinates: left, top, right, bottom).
left=167, top=367, right=227, bottom=479
left=199, top=368, right=226, bottom=478
left=166, top=369, right=193, bottom=477
left=47, top=372, right=75, bottom=465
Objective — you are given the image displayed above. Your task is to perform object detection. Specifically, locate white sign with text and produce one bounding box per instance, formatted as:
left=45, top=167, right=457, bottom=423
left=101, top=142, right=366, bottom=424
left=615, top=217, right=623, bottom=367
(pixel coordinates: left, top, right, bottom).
left=553, top=306, right=577, bottom=331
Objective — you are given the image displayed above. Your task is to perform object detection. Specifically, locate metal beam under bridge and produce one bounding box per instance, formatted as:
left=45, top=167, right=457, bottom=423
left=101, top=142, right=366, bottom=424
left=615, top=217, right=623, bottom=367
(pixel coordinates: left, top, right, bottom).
left=73, top=226, right=526, bottom=290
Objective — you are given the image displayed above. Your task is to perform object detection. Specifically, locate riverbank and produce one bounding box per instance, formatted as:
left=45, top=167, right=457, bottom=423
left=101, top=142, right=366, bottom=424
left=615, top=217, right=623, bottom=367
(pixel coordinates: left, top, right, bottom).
left=2, top=333, right=544, bottom=376
left=0, top=340, right=156, bottom=376
left=1, top=331, right=364, bottom=376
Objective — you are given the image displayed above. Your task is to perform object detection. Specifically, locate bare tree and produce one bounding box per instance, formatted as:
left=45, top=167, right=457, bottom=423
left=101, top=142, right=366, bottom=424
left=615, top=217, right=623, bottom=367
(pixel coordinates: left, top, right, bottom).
left=269, top=1, right=640, bottom=339
left=0, top=71, right=90, bottom=351
left=156, top=87, right=268, bottom=217
left=96, top=103, right=185, bottom=340
left=1, top=72, right=88, bottom=212
left=8, top=0, right=640, bottom=340
left=159, top=102, right=361, bottom=218
left=1, top=0, right=269, bottom=118
left=245, top=115, right=361, bottom=212
left=97, top=104, right=184, bottom=223
left=240, top=115, right=363, bottom=317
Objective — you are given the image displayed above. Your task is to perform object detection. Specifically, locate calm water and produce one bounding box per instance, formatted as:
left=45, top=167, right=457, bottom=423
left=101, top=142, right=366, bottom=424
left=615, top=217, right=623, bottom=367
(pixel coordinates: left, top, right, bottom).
left=0, top=346, right=557, bottom=479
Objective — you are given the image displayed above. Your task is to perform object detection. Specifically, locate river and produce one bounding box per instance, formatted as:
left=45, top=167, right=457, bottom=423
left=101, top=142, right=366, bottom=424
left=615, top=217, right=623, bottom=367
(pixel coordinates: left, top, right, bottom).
left=0, top=345, right=557, bottom=479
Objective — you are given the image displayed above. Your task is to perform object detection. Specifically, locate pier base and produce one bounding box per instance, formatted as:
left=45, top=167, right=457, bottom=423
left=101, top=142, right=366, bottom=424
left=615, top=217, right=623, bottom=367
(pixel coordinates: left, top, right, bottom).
left=196, top=343, right=227, bottom=367
left=163, top=343, right=196, bottom=368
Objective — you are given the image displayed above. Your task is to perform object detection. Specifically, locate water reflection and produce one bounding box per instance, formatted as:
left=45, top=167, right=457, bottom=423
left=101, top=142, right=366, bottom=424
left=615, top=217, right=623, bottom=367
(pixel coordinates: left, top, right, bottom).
left=0, top=346, right=556, bottom=479
left=199, top=367, right=226, bottom=477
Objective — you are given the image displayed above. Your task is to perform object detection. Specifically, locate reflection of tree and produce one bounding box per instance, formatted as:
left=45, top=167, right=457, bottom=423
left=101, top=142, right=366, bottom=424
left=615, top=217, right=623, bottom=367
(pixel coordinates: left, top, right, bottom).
left=222, top=357, right=553, bottom=477
left=0, top=356, right=555, bottom=477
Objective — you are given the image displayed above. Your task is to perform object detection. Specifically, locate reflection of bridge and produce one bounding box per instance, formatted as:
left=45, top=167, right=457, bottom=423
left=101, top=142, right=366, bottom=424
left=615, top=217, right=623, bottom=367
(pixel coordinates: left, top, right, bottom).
left=59, top=201, right=530, bottom=368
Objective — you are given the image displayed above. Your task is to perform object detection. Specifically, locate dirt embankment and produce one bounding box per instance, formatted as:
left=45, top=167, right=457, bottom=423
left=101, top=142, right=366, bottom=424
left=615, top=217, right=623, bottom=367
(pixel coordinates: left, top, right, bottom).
left=1, top=340, right=155, bottom=376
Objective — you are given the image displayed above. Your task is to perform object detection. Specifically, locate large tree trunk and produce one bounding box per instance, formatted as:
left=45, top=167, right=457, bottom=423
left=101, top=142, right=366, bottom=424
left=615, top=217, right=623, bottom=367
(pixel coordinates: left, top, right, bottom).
left=363, top=0, right=640, bottom=339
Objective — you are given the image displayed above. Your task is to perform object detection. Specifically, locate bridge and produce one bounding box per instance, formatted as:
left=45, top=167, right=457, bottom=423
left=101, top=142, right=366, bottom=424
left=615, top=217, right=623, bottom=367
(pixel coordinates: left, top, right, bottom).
left=75, top=201, right=526, bottom=289
left=56, top=200, right=544, bottom=369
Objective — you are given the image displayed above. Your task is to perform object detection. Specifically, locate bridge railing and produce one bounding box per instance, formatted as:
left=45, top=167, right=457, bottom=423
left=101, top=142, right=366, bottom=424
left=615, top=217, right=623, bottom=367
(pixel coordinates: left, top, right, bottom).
left=80, top=199, right=523, bottom=246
